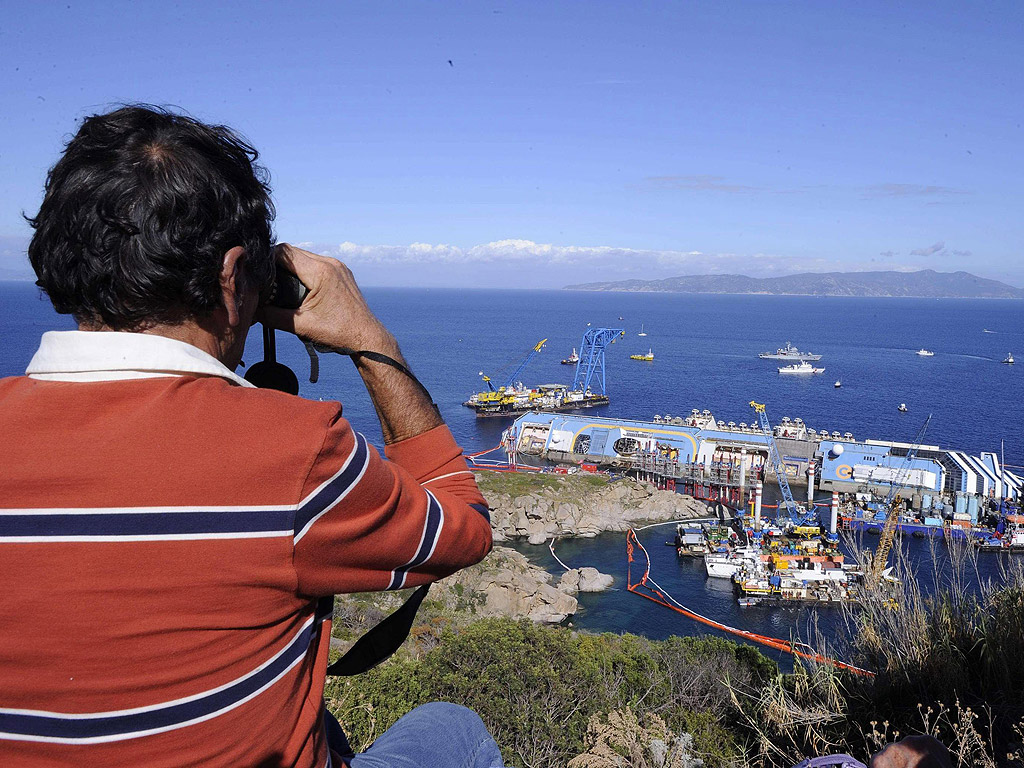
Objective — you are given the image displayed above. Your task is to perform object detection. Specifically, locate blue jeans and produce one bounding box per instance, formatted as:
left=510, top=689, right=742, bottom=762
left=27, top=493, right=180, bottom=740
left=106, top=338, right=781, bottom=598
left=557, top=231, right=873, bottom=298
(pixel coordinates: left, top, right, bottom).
left=327, top=702, right=505, bottom=768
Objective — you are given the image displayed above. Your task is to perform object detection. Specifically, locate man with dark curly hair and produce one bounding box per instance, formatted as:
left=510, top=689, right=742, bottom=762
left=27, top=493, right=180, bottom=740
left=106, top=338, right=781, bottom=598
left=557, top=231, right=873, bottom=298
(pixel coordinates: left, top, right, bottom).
left=0, top=106, right=503, bottom=768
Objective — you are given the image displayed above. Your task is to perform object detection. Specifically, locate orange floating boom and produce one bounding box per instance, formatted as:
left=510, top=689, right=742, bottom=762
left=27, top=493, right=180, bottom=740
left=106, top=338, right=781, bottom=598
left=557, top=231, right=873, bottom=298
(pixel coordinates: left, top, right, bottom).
left=626, top=529, right=873, bottom=678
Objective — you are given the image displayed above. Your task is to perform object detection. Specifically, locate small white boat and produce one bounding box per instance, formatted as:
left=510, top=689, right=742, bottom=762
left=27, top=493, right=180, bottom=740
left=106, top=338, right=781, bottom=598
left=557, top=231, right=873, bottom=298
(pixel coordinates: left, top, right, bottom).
left=916, top=349, right=935, bottom=357
left=638, top=323, right=647, bottom=337
left=778, top=361, right=825, bottom=375
left=834, top=380, right=842, bottom=388
left=1003, top=353, right=1015, bottom=365
left=898, top=403, right=908, bottom=412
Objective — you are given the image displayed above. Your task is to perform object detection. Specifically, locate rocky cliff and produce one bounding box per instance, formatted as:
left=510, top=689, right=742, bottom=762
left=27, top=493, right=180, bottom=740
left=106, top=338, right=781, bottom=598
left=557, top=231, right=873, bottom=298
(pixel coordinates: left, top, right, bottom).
left=478, top=472, right=709, bottom=544
left=332, top=473, right=711, bottom=635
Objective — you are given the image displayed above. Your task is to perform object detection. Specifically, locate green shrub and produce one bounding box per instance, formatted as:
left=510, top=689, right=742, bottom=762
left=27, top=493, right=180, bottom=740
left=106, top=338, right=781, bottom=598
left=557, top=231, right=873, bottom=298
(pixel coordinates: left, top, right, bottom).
left=326, top=617, right=773, bottom=767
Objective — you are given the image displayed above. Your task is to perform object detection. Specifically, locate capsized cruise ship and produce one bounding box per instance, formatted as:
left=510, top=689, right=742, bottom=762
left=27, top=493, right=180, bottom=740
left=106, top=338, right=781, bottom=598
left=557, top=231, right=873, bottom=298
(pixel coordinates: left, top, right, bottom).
left=505, top=408, right=1022, bottom=516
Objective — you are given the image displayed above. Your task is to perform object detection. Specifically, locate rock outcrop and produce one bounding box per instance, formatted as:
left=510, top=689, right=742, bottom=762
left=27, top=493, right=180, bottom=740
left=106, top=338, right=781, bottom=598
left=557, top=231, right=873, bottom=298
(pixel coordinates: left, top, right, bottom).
left=483, top=476, right=708, bottom=544
left=459, top=547, right=579, bottom=623
left=558, top=567, right=614, bottom=594
left=332, top=546, right=579, bottom=629
left=333, top=475, right=710, bottom=632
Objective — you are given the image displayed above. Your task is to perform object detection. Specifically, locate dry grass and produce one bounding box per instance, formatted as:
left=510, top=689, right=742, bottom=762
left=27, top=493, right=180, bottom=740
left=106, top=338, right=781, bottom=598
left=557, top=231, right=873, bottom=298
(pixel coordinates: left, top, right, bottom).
left=726, top=531, right=1024, bottom=767
left=568, top=708, right=705, bottom=768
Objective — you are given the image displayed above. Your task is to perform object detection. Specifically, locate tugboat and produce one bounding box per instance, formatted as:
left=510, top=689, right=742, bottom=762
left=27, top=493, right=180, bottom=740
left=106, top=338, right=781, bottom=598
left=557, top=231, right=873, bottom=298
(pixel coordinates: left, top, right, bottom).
left=778, top=361, right=825, bottom=375
left=560, top=348, right=579, bottom=365
left=1003, top=352, right=1015, bottom=365
left=630, top=348, right=654, bottom=361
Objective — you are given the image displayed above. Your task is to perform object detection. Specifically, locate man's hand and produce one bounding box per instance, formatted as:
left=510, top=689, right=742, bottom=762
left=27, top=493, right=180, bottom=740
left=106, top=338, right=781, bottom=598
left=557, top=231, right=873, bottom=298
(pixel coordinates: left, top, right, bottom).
left=871, top=736, right=952, bottom=768
left=258, top=243, right=397, bottom=355
left=258, top=243, right=442, bottom=443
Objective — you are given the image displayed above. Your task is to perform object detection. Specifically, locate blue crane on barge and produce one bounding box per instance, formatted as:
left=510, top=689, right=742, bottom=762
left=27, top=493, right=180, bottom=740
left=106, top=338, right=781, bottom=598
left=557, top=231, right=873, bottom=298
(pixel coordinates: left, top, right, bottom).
left=571, top=327, right=625, bottom=395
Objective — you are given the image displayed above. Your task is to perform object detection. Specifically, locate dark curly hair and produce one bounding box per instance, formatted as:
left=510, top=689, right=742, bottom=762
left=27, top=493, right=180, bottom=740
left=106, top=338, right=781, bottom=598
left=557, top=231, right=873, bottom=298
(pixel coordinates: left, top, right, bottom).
left=26, top=105, right=276, bottom=329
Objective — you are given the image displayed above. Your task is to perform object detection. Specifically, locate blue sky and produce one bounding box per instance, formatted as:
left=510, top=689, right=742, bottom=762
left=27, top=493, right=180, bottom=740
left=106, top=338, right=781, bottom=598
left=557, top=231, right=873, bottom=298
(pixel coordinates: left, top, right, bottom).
left=1, top=1, right=1022, bottom=287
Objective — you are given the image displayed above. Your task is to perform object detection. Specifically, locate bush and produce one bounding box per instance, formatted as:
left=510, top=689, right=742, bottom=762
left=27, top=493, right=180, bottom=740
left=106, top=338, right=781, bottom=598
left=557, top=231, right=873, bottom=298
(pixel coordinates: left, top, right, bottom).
left=325, top=618, right=774, bottom=767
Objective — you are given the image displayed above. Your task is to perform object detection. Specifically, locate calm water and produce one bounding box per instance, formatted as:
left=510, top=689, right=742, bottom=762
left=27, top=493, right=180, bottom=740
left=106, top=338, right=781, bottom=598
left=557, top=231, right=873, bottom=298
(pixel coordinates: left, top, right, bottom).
left=2, top=281, right=1022, bottom=654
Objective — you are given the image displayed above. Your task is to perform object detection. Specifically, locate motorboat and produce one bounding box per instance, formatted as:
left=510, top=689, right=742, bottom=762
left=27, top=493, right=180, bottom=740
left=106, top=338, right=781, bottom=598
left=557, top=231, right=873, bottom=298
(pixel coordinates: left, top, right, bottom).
left=1003, top=353, right=1015, bottom=365
left=916, top=349, right=935, bottom=356
left=705, top=547, right=760, bottom=579
left=898, top=403, right=908, bottom=412
left=834, top=380, right=841, bottom=388
left=778, top=361, right=825, bottom=375
left=759, top=342, right=822, bottom=361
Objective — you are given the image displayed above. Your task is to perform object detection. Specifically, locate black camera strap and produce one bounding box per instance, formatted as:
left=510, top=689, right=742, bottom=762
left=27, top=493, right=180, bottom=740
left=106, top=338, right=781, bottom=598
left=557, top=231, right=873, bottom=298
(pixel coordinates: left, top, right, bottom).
left=303, top=342, right=439, bottom=412
left=325, top=583, right=430, bottom=676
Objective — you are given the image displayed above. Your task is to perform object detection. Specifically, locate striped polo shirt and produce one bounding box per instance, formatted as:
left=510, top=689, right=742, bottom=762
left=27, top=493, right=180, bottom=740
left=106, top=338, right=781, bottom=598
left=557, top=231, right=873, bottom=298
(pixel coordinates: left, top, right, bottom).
left=0, top=331, right=492, bottom=767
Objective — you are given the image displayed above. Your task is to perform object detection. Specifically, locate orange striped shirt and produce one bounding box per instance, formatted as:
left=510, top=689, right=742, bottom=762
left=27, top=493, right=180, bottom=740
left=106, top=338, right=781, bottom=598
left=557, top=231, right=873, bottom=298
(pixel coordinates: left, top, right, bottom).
left=0, top=332, right=491, bottom=767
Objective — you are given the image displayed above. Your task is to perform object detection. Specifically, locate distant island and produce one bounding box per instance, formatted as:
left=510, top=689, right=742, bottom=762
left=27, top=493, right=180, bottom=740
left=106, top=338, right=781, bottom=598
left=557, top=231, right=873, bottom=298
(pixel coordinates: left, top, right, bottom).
left=565, top=269, right=1024, bottom=299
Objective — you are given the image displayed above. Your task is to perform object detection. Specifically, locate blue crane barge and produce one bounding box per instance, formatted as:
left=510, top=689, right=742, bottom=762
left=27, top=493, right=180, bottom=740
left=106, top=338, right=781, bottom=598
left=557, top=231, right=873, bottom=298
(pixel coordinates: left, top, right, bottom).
left=463, top=328, right=624, bottom=418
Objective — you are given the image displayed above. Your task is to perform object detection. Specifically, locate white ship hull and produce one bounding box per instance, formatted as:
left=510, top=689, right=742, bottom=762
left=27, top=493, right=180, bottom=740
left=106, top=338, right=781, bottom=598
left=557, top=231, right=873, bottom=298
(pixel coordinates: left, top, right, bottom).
left=779, top=365, right=825, bottom=375
left=760, top=353, right=822, bottom=361
left=705, top=557, right=743, bottom=578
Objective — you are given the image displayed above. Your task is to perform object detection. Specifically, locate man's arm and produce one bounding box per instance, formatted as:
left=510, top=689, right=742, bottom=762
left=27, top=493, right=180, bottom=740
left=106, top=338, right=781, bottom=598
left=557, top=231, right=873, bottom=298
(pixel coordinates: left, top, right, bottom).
left=258, top=244, right=491, bottom=596
left=258, top=243, right=440, bottom=444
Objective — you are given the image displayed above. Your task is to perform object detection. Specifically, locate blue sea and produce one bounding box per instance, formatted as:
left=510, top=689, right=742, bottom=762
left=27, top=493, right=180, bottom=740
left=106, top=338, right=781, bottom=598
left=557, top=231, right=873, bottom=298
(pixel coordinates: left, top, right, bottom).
left=2, top=281, right=1022, bottom=660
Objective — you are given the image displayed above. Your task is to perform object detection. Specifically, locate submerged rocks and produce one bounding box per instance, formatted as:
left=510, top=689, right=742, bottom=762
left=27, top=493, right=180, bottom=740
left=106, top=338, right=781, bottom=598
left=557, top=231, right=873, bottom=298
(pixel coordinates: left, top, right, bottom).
left=558, top=566, right=614, bottom=594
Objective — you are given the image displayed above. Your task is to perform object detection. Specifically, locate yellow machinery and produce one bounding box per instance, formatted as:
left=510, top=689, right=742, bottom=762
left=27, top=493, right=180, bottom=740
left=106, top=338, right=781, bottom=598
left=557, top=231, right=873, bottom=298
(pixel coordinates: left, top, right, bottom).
left=471, top=339, right=547, bottom=404
left=869, top=414, right=933, bottom=581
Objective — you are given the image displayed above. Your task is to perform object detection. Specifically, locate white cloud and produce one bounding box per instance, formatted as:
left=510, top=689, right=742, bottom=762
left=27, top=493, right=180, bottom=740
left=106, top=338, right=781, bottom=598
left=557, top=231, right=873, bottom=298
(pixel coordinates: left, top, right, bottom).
left=910, top=241, right=947, bottom=257
left=302, top=238, right=893, bottom=287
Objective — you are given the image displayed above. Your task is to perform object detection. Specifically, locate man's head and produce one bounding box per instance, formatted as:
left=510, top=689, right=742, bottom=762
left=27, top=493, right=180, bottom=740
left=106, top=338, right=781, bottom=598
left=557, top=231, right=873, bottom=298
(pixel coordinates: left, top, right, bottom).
left=27, top=105, right=276, bottom=333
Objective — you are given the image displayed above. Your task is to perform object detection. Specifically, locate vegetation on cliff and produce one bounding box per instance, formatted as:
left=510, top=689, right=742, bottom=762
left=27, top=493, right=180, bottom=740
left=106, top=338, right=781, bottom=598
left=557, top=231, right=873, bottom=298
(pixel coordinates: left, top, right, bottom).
left=327, top=554, right=1024, bottom=767
left=328, top=473, right=1024, bottom=766
left=326, top=618, right=773, bottom=768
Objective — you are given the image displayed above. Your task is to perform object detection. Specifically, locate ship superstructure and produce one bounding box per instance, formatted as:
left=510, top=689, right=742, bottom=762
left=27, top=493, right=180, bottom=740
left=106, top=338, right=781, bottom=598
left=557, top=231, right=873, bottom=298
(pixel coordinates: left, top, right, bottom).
left=504, top=408, right=1021, bottom=527
left=758, top=341, right=822, bottom=361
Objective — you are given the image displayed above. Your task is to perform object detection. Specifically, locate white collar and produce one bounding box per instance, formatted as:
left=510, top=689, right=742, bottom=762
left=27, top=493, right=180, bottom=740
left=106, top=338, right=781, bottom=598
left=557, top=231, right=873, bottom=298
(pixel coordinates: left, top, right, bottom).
left=26, top=330, right=254, bottom=388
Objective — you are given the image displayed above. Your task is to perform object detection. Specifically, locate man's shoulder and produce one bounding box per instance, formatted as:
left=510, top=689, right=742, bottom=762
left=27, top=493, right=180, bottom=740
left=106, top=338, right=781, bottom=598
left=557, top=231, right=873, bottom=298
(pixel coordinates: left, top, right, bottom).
left=0, top=373, right=350, bottom=446
left=175, top=376, right=347, bottom=434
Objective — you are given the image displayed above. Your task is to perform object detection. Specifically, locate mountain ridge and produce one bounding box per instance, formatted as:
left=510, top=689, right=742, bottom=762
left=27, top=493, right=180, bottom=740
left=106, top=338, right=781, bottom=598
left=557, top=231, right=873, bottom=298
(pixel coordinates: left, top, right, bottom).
left=564, top=269, right=1024, bottom=298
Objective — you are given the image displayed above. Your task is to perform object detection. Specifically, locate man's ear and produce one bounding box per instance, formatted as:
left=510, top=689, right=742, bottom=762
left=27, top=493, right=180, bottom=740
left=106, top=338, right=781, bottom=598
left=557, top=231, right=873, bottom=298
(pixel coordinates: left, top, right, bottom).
left=219, top=246, right=248, bottom=327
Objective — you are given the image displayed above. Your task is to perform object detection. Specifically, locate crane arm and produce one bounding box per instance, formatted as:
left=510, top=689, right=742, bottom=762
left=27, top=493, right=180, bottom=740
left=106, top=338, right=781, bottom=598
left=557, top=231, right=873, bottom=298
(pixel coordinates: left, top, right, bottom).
left=503, top=338, right=547, bottom=387
left=750, top=401, right=805, bottom=524
left=871, top=414, right=933, bottom=579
